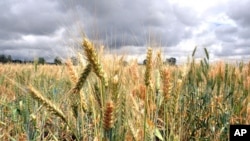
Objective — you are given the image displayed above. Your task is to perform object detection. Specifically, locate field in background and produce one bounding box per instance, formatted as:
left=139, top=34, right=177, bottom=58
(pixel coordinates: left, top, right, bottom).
left=0, top=40, right=250, bottom=141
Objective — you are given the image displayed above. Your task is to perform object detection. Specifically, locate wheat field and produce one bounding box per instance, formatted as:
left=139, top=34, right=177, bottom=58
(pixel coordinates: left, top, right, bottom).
left=0, top=38, right=250, bottom=141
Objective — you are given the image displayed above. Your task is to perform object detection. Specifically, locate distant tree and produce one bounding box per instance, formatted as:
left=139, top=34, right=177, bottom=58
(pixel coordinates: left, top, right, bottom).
left=71, top=57, right=78, bottom=66
left=24, top=60, right=33, bottom=64
left=54, top=57, right=62, bottom=65
left=7, top=55, right=12, bottom=62
left=38, top=57, right=45, bottom=65
left=143, top=59, right=147, bottom=65
left=12, top=59, right=23, bottom=64
left=166, top=57, right=176, bottom=65
left=0, top=54, right=7, bottom=63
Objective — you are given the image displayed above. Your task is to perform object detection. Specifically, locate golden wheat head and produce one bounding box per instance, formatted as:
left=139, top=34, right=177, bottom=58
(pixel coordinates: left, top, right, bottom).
left=144, top=47, right=152, bottom=87
left=82, top=38, right=108, bottom=87
left=103, top=100, right=115, bottom=130
left=27, top=85, right=67, bottom=123
left=66, top=60, right=78, bottom=84
left=72, top=63, right=92, bottom=94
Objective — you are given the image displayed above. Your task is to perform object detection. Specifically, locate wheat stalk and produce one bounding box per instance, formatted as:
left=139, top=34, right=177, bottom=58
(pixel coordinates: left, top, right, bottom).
left=27, top=85, right=67, bottom=123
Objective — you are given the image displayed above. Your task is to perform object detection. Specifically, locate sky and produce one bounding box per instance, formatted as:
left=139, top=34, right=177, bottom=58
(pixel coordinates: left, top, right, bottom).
left=0, top=0, right=250, bottom=64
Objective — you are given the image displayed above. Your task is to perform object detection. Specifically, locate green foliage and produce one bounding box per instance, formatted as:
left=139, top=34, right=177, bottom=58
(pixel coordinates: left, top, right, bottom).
left=38, top=57, right=45, bottom=65
left=54, top=57, right=62, bottom=65
left=0, top=54, right=9, bottom=63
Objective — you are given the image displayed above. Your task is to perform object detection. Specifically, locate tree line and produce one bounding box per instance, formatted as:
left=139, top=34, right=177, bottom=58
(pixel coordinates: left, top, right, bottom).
left=143, top=57, right=177, bottom=65
left=0, top=54, right=63, bottom=65
left=0, top=54, right=176, bottom=66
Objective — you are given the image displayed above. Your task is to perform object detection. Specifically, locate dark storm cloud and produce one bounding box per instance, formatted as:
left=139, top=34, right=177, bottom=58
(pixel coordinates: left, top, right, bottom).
left=0, top=0, right=71, bottom=61
left=0, top=0, right=66, bottom=37
left=1, top=0, right=250, bottom=62
left=84, top=0, right=250, bottom=61
left=70, top=0, right=199, bottom=47
left=0, top=0, right=202, bottom=61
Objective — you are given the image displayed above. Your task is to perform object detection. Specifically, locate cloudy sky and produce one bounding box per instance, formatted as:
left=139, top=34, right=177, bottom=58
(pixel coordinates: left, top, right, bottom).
left=0, top=0, right=250, bottom=63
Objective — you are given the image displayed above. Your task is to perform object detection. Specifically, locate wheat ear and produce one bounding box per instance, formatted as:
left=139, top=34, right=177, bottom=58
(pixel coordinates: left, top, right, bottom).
left=162, top=68, right=172, bottom=102
left=144, top=47, right=152, bottom=87
left=72, top=63, right=91, bottom=94
left=103, top=100, right=115, bottom=130
left=82, top=38, right=108, bottom=87
left=71, top=63, right=92, bottom=113
left=27, top=85, right=67, bottom=123
left=66, top=60, right=78, bottom=84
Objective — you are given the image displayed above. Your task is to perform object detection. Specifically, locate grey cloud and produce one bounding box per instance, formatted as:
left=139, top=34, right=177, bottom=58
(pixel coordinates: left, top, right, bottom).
left=64, top=0, right=250, bottom=61
left=214, top=47, right=250, bottom=57
left=0, top=0, right=200, bottom=61
left=211, top=0, right=250, bottom=58
left=0, top=0, right=65, bottom=37
left=191, top=0, right=250, bottom=59
left=172, top=5, right=200, bottom=26
left=215, top=25, right=238, bottom=34
left=0, top=0, right=71, bottom=61
left=227, top=0, right=250, bottom=27
left=213, top=39, right=250, bottom=57
left=72, top=0, right=198, bottom=47
left=215, top=25, right=238, bottom=42
left=224, top=1, right=250, bottom=49
left=1, top=0, right=249, bottom=62
left=237, top=27, right=250, bottom=39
